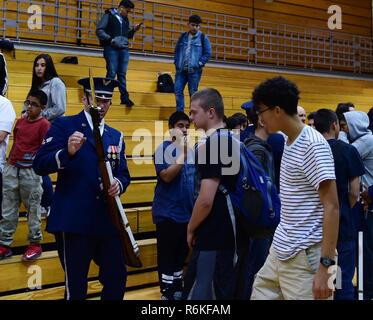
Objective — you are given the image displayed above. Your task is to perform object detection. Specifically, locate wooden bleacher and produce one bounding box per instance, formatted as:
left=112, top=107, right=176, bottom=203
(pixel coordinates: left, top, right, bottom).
left=1, top=47, right=373, bottom=300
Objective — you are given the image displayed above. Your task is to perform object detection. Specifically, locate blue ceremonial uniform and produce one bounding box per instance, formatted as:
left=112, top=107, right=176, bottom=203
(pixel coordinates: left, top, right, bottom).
left=33, top=110, right=131, bottom=300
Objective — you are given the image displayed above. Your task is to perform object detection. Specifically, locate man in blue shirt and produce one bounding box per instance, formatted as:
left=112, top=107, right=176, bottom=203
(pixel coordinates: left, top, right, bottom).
left=152, top=111, right=195, bottom=300
left=314, top=109, right=365, bottom=300
left=174, top=15, right=212, bottom=112
left=96, top=0, right=142, bottom=108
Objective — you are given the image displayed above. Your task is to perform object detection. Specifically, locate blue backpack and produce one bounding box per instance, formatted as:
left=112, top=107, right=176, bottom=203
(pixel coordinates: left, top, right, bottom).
left=219, top=135, right=281, bottom=238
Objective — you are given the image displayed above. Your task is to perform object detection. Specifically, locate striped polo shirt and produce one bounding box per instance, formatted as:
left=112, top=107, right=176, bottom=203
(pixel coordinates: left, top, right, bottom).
left=272, top=125, right=336, bottom=261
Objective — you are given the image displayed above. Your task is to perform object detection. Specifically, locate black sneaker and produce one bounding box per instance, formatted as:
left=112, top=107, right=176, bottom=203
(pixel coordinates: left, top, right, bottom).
left=121, top=99, right=134, bottom=108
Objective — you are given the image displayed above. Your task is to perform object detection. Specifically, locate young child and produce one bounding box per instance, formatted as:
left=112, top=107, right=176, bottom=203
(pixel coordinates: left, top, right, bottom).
left=0, top=90, right=50, bottom=261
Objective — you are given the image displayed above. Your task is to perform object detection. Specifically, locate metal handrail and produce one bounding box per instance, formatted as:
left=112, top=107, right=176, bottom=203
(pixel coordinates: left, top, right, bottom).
left=0, top=0, right=372, bottom=74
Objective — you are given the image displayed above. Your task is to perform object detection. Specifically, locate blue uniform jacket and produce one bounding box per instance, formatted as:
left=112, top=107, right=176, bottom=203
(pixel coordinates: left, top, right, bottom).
left=33, top=111, right=131, bottom=236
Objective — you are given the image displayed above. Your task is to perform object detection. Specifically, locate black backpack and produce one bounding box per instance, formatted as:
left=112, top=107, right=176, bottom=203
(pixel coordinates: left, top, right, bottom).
left=61, top=56, right=78, bottom=64
left=157, top=73, right=174, bottom=93
left=0, top=39, right=14, bottom=51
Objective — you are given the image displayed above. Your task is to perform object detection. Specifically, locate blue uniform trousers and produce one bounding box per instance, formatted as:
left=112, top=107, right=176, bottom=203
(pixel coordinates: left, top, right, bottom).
left=54, top=232, right=127, bottom=300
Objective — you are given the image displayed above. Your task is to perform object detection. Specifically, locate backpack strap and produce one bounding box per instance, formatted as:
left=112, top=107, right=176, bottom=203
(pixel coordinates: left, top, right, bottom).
left=218, top=185, right=238, bottom=267
left=201, top=33, right=205, bottom=53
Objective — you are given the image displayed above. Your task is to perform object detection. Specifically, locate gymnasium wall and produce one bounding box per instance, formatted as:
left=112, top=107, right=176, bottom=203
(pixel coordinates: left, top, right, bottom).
left=145, top=0, right=372, bottom=36
left=1, top=0, right=372, bottom=73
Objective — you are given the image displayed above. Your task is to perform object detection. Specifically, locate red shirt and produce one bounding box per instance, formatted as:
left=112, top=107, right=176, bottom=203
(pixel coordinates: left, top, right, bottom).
left=9, top=117, right=51, bottom=168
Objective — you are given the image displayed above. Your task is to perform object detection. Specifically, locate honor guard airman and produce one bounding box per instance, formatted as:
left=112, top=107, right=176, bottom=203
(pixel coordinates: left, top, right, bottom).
left=33, top=77, right=131, bottom=300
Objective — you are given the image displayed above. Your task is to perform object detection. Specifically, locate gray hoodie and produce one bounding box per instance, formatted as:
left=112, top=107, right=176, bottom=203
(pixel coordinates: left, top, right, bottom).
left=344, top=111, right=373, bottom=187
left=244, top=134, right=275, bottom=183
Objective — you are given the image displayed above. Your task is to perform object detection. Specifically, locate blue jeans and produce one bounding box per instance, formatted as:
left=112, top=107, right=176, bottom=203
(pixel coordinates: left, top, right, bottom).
left=363, top=211, right=373, bottom=300
left=335, top=240, right=356, bottom=300
left=235, top=236, right=271, bottom=299
left=174, top=69, right=202, bottom=112
left=103, top=46, right=130, bottom=102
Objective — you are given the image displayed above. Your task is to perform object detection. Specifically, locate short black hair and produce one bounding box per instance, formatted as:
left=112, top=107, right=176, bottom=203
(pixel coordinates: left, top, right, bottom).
left=119, top=0, right=134, bottom=8
left=252, top=76, right=300, bottom=116
left=222, top=115, right=228, bottom=128
left=368, top=107, right=373, bottom=126
left=168, top=111, right=190, bottom=128
left=314, top=109, right=338, bottom=134
left=27, top=89, right=48, bottom=106
left=189, top=15, right=202, bottom=24
left=336, top=102, right=354, bottom=119
left=226, top=113, right=247, bottom=130
left=191, top=88, right=224, bottom=120
left=246, top=107, right=259, bottom=129
left=307, top=111, right=316, bottom=120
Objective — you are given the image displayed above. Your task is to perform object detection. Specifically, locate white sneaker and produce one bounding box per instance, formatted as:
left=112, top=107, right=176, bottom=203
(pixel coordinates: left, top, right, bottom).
left=174, top=291, right=183, bottom=300
left=41, top=206, right=50, bottom=218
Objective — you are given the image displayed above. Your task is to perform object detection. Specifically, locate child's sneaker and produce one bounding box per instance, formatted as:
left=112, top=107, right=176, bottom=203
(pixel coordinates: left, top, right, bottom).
left=22, top=244, right=42, bottom=261
left=0, top=245, right=12, bottom=260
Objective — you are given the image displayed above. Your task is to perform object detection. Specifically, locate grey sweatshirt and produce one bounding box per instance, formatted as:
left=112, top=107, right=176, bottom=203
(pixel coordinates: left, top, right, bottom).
left=24, top=77, right=67, bottom=122
left=344, top=111, right=373, bottom=187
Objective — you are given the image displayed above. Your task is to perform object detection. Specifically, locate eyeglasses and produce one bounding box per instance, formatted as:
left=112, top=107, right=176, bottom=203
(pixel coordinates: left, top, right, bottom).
left=256, top=107, right=272, bottom=116
left=24, top=100, right=42, bottom=108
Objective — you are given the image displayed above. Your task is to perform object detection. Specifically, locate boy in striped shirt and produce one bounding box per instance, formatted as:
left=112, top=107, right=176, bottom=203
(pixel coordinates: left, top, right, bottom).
left=250, top=77, right=340, bottom=300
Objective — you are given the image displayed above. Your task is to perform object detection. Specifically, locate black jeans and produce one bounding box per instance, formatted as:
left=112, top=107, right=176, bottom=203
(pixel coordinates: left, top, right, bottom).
left=156, top=220, right=189, bottom=299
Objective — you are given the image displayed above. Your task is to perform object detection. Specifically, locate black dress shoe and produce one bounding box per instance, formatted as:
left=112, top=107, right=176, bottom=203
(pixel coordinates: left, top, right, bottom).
left=121, top=99, right=134, bottom=108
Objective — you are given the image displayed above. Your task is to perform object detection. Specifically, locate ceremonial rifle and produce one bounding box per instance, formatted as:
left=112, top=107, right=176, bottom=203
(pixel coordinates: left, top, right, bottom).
left=86, top=70, right=142, bottom=268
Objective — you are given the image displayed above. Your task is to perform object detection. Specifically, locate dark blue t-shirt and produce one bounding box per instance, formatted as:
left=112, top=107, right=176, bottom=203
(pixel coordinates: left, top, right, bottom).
left=369, top=185, right=373, bottom=200
left=267, top=133, right=285, bottom=190
left=328, top=139, right=365, bottom=241
left=152, top=140, right=195, bottom=224
left=239, top=125, right=255, bottom=143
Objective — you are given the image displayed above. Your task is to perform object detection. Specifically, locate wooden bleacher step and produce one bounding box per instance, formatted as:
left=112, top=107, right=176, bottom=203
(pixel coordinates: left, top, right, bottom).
left=0, top=274, right=160, bottom=300
left=0, top=239, right=157, bottom=297
left=14, top=206, right=155, bottom=248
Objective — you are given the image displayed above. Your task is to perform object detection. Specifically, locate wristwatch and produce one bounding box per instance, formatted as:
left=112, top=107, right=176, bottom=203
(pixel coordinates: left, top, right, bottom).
left=320, top=257, right=336, bottom=268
